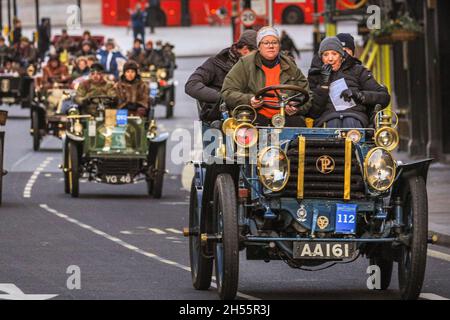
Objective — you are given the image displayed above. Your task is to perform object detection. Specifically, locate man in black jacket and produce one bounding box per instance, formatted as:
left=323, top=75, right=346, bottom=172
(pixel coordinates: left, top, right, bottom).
left=307, top=36, right=390, bottom=128
left=185, top=29, right=257, bottom=121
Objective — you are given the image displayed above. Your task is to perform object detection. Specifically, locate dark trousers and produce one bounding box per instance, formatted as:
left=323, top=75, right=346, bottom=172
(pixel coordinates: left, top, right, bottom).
left=133, top=28, right=145, bottom=44
left=325, top=117, right=363, bottom=128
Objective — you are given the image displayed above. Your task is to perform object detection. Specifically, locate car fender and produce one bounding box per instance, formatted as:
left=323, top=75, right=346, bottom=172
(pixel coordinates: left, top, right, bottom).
left=148, top=132, right=169, bottom=143
left=391, top=158, right=433, bottom=198
left=65, top=131, right=85, bottom=142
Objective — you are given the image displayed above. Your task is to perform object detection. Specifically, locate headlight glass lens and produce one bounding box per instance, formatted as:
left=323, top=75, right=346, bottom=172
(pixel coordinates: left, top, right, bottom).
left=258, top=147, right=290, bottom=192
left=73, top=121, right=83, bottom=135
left=157, top=69, right=167, bottom=80
left=347, top=129, right=362, bottom=143
left=233, top=123, right=258, bottom=148
left=365, top=148, right=396, bottom=191
left=375, top=127, right=399, bottom=151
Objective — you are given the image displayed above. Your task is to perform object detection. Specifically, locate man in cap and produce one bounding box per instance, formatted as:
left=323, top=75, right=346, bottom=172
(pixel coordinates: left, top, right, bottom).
left=185, top=29, right=257, bottom=122
left=75, top=63, right=117, bottom=115
left=221, top=26, right=312, bottom=127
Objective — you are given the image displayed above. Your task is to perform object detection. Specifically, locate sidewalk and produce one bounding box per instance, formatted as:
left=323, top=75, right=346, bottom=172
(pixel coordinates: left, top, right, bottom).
left=396, top=152, right=450, bottom=247
left=22, top=22, right=360, bottom=58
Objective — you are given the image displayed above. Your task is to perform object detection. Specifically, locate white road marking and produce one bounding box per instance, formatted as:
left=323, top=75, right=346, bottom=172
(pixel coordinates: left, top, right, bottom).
left=420, top=293, right=449, bottom=300
left=39, top=204, right=260, bottom=301
left=120, top=231, right=132, bottom=235
left=428, top=249, right=450, bottom=263
left=160, top=202, right=189, bottom=206
left=149, top=228, right=167, bottom=235
left=23, top=157, right=54, bottom=198
left=166, top=228, right=183, bottom=234
left=0, top=283, right=58, bottom=300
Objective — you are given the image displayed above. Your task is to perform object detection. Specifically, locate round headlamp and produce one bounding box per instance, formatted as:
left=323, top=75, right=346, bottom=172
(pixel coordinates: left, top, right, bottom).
left=233, top=123, right=258, bottom=148
left=157, top=69, right=167, bottom=80
left=346, top=129, right=362, bottom=143
left=364, top=147, right=396, bottom=192
left=257, top=147, right=290, bottom=192
left=73, top=121, right=83, bottom=135
left=374, top=127, right=399, bottom=151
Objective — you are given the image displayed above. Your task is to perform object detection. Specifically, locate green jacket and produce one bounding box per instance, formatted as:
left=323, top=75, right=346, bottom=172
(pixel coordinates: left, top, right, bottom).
left=75, top=78, right=117, bottom=106
left=221, top=51, right=312, bottom=115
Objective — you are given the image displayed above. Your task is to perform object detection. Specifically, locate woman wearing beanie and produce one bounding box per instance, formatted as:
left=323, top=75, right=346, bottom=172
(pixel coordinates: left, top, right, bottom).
left=307, top=36, right=390, bottom=128
left=221, top=26, right=312, bottom=127
left=116, top=60, right=149, bottom=118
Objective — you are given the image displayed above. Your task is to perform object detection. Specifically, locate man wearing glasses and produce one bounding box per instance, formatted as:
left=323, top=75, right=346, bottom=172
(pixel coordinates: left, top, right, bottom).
left=221, top=26, right=311, bottom=127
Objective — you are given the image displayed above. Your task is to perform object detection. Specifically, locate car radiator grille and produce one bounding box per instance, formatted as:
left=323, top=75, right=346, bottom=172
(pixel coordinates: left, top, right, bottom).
left=97, top=159, right=142, bottom=177
left=282, top=138, right=365, bottom=199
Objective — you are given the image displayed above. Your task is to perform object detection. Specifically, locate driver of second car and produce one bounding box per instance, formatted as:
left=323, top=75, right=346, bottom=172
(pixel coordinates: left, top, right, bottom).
left=221, top=26, right=312, bottom=127
left=75, top=62, right=117, bottom=115
left=115, top=60, right=149, bottom=118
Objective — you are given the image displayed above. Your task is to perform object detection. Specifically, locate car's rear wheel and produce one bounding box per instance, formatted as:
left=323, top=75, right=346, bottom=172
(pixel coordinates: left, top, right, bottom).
left=68, top=141, right=79, bottom=198
left=398, top=176, right=428, bottom=300
left=165, top=86, right=175, bottom=119
left=32, top=110, right=41, bottom=151
left=189, top=177, right=213, bottom=290
left=63, top=140, right=70, bottom=194
left=213, top=173, right=239, bottom=300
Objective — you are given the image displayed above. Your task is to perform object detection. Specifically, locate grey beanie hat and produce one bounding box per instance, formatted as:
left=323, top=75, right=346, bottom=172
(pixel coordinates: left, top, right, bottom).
left=238, top=29, right=257, bottom=48
left=256, top=26, right=280, bottom=46
left=319, top=36, right=345, bottom=57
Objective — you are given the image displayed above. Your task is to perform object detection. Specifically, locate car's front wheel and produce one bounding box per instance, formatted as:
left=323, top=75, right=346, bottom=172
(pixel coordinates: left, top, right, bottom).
left=68, top=141, right=80, bottom=198
left=213, top=173, right=239, bottom=300
left=398, top=176, right=428, bottom=300
left=32, top=109, right=41, bottom=151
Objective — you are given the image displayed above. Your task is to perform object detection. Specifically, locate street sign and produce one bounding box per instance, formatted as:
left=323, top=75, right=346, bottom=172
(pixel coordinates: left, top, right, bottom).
left=240, top=9, right=257, bottom=27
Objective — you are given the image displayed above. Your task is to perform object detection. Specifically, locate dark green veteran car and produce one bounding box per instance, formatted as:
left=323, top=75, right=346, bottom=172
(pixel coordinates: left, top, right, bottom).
left=61, top=96, right=167, bottom=199
left=185, top=84, right=432, bottom=300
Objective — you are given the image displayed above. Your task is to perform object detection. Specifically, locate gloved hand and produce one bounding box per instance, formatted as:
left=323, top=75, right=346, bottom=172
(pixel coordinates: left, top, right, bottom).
left=320, top=64, right=333, bottom=86
left=340, top=89, right=365, bottom=104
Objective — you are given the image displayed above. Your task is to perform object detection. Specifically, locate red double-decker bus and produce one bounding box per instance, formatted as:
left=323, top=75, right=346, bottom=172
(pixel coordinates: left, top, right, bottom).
left=102, top=0, right=321, bottom=27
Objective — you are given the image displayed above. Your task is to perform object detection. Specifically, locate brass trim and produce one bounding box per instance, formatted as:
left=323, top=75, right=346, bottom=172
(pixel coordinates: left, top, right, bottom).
left=364, top=147, right=397, bottom=192
left=344, top=138, right=352, bottom=200
left=374, top=127, right=399, bottom=151
left=297, top=136, right=306, bottom=199
left=257, top=146, right=290, bottom=192
left=346, top=129, right=362, bottom=143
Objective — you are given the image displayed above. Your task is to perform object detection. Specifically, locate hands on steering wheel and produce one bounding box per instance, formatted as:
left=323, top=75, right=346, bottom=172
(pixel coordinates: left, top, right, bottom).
left=252, top=85, right=310, bottom=113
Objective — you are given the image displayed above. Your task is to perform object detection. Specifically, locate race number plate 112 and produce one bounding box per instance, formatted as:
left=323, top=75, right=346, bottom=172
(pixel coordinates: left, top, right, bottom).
left=335, top=203, right=357, bottom=234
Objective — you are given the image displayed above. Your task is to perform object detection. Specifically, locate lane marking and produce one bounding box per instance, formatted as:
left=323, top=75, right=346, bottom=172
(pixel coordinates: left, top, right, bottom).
left=166, top=228, right=183, bottom=234
left=23, top=157, right=54, bottom=198
left=149, top=228, right=167, bottom=235
left=420, top=293, right=449, bottom=300
left=39, top=204, right=260, bottom=300
left=428, top=249, right=450, bottom=263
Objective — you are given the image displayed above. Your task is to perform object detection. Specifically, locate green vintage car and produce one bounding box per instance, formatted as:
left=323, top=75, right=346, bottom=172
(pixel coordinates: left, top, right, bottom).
left=62, top=96, right=167, bottom=198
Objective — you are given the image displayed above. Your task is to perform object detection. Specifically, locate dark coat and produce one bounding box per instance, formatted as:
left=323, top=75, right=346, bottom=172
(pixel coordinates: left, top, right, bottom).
left=307, top=54, right=390, bottom=127
left=116, top=75, right=149, bottom=110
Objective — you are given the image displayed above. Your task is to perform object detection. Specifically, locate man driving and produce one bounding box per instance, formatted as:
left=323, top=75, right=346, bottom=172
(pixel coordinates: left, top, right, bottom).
left=75, top=63, right=116, bottom=115
left=221, top=27, right=312, bottom=127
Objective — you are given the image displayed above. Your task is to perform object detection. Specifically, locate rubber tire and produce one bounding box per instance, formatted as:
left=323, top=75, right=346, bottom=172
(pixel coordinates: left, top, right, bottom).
left=282, top=6, right=305, bottom=25
left=370, top=254, right=393, bottom=290
left=189, top=178, right=213, bottom=290
left=68, top=142, right=79, bottom=198
left=63, top=141, right=70, bottom=194
left=148, top=143, right=165, bottom=199
left=213, top=173, right=239, bottom=300
left=165, top=86, right=175, bottom=119
left=32, top=110, right=41, bottom=151
left=0, top=135, right=3, bottom=205
left=398, top=176, right=428, bottom=300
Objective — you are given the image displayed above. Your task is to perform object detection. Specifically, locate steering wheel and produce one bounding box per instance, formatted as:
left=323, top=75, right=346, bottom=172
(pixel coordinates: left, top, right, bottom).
left=88, top=95, right=116, bottom=106
left=255, top=84, right=309, bottom=109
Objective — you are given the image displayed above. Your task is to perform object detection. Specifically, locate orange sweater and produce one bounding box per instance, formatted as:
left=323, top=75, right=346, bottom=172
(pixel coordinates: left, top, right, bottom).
left=259, top=64, right=281, bottom=119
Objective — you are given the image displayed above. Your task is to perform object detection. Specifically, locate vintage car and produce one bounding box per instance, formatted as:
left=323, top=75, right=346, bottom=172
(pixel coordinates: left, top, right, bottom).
left=62, top=96, right=167, bottom=198
left=0, top=65, right=36, bottom=108
left=185, top=84, right=432, bottom=300
left=0, top=109, right=7, bottom=205
left=30, top=78, right=73, bottom=151
left=141, top=65, right=176, bottom=119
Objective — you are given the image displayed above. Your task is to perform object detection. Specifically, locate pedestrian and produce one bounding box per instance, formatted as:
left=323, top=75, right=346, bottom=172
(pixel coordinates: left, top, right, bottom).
left=185, top=29, right=257, bottom=122
left=11, top=17, right=22, bottom=46
left=221, top=26, right=312, bottom=127
left=307, top=36, right=390, bottom=128
left=131, top=4, right=146, bottom=44
left=146, top=0, right=161, bottom=34
left=37, top=18, right=51, bottom=60
left=280, top=30, right=300, bottom=60
left=116, top=60, right=150, bottom=118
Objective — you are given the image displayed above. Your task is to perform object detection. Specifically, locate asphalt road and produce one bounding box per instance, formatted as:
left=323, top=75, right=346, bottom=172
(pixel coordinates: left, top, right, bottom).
left=0, top=57, right=449, bottom=300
